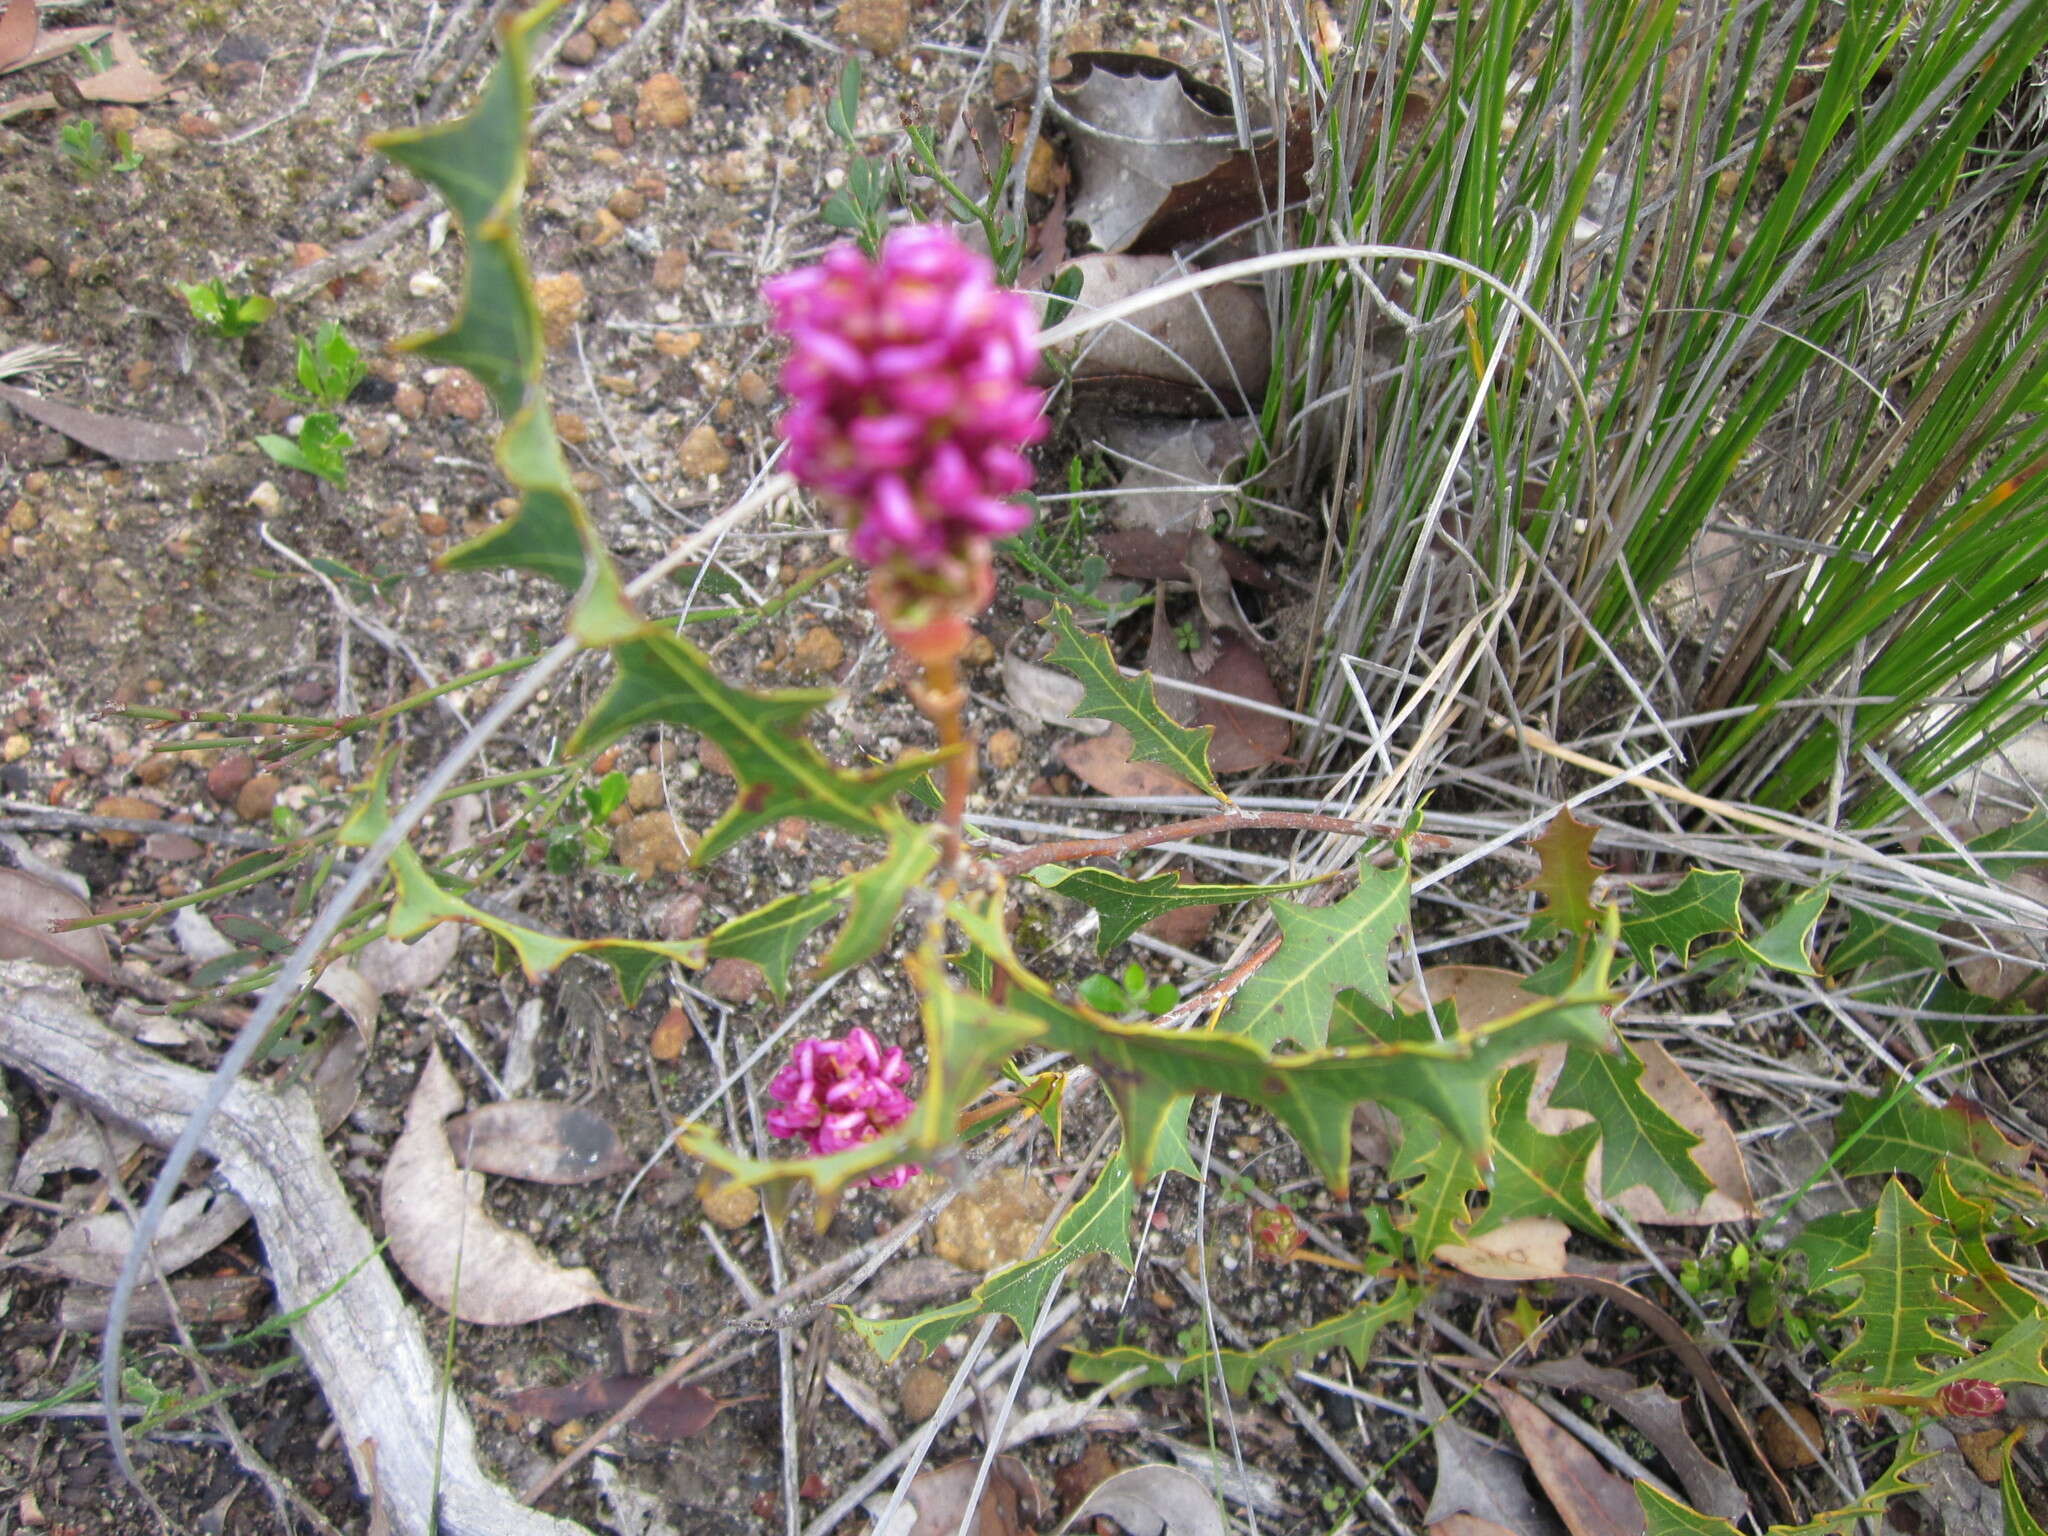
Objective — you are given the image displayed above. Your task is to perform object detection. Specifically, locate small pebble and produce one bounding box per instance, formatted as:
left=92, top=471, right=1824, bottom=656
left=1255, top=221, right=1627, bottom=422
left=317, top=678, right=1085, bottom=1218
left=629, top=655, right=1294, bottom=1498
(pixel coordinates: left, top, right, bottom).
left=558, top=30, right=598, bottom=65
left=677, top=424, right=729, bottom=478
left=407, top=270, right=447, bottom=299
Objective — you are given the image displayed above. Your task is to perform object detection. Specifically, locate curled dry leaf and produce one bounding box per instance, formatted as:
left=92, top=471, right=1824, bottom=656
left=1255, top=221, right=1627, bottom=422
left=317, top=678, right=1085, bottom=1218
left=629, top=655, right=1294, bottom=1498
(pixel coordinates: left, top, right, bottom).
left=355, top=922, right=461, bottom=994
left=1002, top=647, right=1103, bottom=735
left=18, top=1186, right=250, bottom=1286
left=1488, top=1385, right=1647, bottom=1536
left=0, top=23, right=111, bottom=76
left=1061, top=725, right=1199, bottom=798
left=1100, top=529, right=1272, bottom=588
left=1426, top=1386, right=1566, bottom=1536
left=1057, top=1464, right=1224, bottom=1536
left=0, top=383, right=204, bottom=463
left=443, top=1100, right=633, bottom=1185
left=302, top=1023, right=370, bottom=1137
left=1436, top=1216, right=1571, bottom=1281
left=889, top=1456, right=1044, bottom=1536
left=1093, top=418, right=1259, bottom=534
left=14, top=1096, right=141, bottom=1192
left=0, top=868, right=112, bottom=983
left=314, top=961, right=381, bottom=1040
left=505, top=1375, right=729, bottom=1442
left=380, top=1048, right=624, bottom=1325
left=1038, top=255, right=1272, bottom=414
left=1054, top=52, right=1240, bottom=255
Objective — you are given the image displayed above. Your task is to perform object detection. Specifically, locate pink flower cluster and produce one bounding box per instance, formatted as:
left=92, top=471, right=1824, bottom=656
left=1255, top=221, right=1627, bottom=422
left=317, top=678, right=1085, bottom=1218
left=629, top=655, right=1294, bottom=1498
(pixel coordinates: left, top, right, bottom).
left=765, top=1026, right=919, bottom=1188
left=762, top=226, right=1047, bottom=569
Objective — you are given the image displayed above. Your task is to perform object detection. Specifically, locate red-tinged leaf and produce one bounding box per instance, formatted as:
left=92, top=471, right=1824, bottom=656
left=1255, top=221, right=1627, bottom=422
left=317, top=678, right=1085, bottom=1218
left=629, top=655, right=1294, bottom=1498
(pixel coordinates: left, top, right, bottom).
left=0, top=0, right=36, bottom=72
left=903, top=1456, right=1044, bottom=1536
left=0, top=868, right=113, bottom=982
left=505, top=1375, right=729, bottom=1442
left=1526, top=809, right=1605, bottom=943
left=0, top=382, right=205, bottom=463
left=1490, top=1385, right=1647, bottom=1536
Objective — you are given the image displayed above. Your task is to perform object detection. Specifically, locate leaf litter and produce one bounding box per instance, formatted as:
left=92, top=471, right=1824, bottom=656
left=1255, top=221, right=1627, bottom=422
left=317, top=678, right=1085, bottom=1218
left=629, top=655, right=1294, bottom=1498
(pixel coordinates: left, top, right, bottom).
left=379, top=1047, right=627, bottom=1325
left=0, top=867, right=111, bottom=982
left=17, top=1185, right=250, bottom=1286
left=443, top=1100, right=634, bottom=1185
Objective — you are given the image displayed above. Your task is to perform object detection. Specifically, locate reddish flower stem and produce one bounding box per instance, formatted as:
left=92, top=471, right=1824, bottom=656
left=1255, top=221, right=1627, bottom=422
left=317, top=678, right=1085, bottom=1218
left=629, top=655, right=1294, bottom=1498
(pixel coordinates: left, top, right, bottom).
left=917, top=657, right=975, bottom=875
left=990, top=812, right=1442, bottom=879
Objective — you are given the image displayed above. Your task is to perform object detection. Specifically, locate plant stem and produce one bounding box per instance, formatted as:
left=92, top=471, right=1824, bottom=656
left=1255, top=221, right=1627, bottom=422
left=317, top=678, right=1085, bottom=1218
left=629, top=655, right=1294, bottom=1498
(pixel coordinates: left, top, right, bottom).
left=917, top=656, right=974, bottom=874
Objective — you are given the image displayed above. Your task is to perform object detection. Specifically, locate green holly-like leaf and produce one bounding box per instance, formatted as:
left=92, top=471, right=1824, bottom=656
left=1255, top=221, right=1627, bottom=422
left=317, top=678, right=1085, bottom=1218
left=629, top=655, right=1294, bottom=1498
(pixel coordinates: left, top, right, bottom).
left=1825, top=1179, right=1968, bottom=1392
left=845, top=1151, right=1135, bottom=1362
left=2005, top=1432, right=2048, bottom=1536
left=1041, top=605, right=1224, bottom=803
left=820, top=815, right=938, bottom=975
left=686, top=953, right=1044, bottom=1223
left=703, top=884, right=845, bottom=1001
left=385, top=844, right=701, bottom=1003
left=1551, top=1039, right=1712, bottom=1210
left=1391, top=1117, right=1481, bottom=1260
left=1216, top=863, right=1410, bottom=1051
left=569, top=627, right=952, bottom=862
left=955, top=897, right=1615, bottom=1193
left=1829, top=902, right=1945, bottom=976
left=1474, top=1064, right=1614, bottom=1240
left=1833, top=1091, right=2035, bottom=1200
left=1065, top=1283, right=1415, bottom=1394
left=1029, top=864, right=1323, bottom=955
left=1695, top=883, right=1829, bottom=977
left=1638, top=1439, right=1928, bottom=1536
left=370, top=4, right=628, bottom=626
left=1525, top=808, right=1604, bottom=944
left=1620, top=869, right=1743, bottom=971
left=1922, top=1168, right=2040, bottom=1342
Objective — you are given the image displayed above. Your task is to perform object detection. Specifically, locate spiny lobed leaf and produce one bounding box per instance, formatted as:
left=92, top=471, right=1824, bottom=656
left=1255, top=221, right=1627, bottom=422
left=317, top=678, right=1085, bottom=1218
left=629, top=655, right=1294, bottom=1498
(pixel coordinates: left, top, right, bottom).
left=1825, top=1180, right=1968, bottom=1393
left=1028, top=864, right=1323, bottom=955
left=1391, top=1117, right=1482, bottom=1259
left=1695, top=883, right=1829, bottom=978
left=1551, top=1039, right=1712, bottom=1210
left=385, top=845, right=702, bottom=1003
left=1525, top=808, right=1604, bottom=945
left=1620, top=869, right=1743, bottom=971
left=1041, top=605, right=1225, bottom=803
left=845, top=1152, right=1135, bottom=1362
left=1065, top=1284, right=1415, bottom=1394
left=703, top=885, right=844, bottom=1002
left=1216, top=863, right=1410, bottom=1051
left=370, top=3, right=627, bottom=622
left=570, top=627, right=952, bottom=862
left=1833, top=1091, right=2037, bottom=1203
left=1476, top=1064, right=1613, bottom=1241
left=956, top=897, right=1616, bottom=1193
left=1638, top=1441, right=1929, bottom=1536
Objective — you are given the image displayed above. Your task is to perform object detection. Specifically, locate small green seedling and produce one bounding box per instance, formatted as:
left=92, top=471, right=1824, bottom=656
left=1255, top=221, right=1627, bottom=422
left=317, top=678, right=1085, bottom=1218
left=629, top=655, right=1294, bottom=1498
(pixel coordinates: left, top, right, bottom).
left=257, top=413, right=352, bottom=487
left=58, top=119, right=141, bottom=179
left=177, top=278, right=276, bottom=339
left=74, top=38, right=115, bottom=75
left=1077, top=962, right=1179, bottom=1018
left=292, top=322, right=368, bottom=407
left=542, top=769, right=630, bottom=876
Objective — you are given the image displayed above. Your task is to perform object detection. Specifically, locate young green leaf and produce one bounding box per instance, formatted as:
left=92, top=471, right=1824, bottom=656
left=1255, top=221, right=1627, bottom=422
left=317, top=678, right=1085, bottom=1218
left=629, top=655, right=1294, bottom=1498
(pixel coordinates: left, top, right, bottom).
left=1216, top=864, right=1409, bottom=1051
left=1696, top=884, right=1830, bottom=976
left=1551, top=1040, right=1713, bottom=1211
left=1391, top=1118, right=1481, bottom=1260
left=1041, top=604, right=1224, bottom=803
left=1525, top=809, right=1604, bottom=945
left=817, top=815, right=937, bottom=976
left=1029, top=864, right=1322, bottom=955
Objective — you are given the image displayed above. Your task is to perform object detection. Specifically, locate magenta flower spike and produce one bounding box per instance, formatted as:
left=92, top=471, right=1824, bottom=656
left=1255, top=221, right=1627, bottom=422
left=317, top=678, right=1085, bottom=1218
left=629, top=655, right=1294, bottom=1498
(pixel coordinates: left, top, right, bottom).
left=762, top=226, right=1048, bottom=573
left=764, top=1026, right=920, bottom=1188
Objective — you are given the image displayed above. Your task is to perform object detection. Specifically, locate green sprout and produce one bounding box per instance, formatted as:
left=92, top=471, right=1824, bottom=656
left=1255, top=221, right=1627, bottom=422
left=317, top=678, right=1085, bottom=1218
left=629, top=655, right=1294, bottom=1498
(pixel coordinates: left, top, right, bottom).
left=177, top=277, right=276, bottom=339
left=57, top=119, right=140, bottom=180
left=1077, top=962, right=1180, bottom=1018
left=256, top=413, right=352, bottom=487
left=291, top=322, right=368, bottom=407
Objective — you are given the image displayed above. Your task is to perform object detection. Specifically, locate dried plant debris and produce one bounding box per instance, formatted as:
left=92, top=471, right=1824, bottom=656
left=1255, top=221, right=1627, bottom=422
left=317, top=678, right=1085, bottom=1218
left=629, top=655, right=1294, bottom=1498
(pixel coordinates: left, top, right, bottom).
left=0, top=867, right=112, bottom=982
left=504, top=1375, right=734, bottom=1442
left=1054, top=1463, right=1225, bottom=1536
left=1039, top=255, right=1272, bottom=413
left=18, top=1185, right=250, bottom=1286
left=443, top=1100, right=634, bottom=1185
left=0, top=382, right=203, bottom=462
left=380, top=1048, right=627, bottom=1324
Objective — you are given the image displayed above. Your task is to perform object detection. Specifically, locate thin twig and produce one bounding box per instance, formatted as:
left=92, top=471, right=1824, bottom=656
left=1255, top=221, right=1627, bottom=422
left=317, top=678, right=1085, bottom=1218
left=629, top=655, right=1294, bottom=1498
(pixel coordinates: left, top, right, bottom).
left=990, top=810, right=1426, bottom=878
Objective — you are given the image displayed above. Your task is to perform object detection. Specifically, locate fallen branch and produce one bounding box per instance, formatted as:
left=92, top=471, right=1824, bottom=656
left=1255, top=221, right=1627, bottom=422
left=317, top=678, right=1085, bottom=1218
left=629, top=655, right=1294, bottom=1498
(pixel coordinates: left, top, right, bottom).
left=0, top=961, right=589, bottom=1536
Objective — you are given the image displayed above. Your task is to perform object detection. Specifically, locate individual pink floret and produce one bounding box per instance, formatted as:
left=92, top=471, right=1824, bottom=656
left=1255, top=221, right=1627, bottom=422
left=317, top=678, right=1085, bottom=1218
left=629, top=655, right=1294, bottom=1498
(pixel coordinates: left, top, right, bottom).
left=764, top=1026, right=919, bottom=1188
left=762, top=226, right=1047, bottom=569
